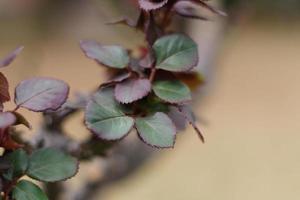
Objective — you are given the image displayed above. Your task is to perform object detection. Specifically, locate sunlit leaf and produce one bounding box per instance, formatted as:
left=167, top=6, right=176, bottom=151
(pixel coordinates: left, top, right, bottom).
left=15, top=78, right=69, bottom=112
left=153, top=80, right=191, bottom=103
left=80, top=40, right=129, bottom=69
left=153, top=34, right=198, bottom=72
left=115, top=78, right=151, bottom=104
left=135, top=112, right=176, bottom=148
left=27, top=148, right=78, bottom=182
left=85, top=88, right=134, bottom=140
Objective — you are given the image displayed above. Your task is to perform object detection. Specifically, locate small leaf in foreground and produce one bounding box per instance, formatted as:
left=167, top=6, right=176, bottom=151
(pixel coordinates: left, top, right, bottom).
left=15, top=78, right=69, bottom=112
left=153, top=34, right=198, bottom=72
left=153, top=80, right=191, bottom=103
left=85, top=88, right=134, bottom=140
left=0, top=46, right=23, bottom=68
left=27, top=148, right=78, bottom=182
left=0, top=112, right=16, bottom=129
left=80, top=40, right=129, bottom=69
left=115, top=78, right=151, bottom=104
left=135, top=112, right=176, bottom=148
left=12, top=180, right=48, bottom=200
left=3, top=149, right=28, bottom=180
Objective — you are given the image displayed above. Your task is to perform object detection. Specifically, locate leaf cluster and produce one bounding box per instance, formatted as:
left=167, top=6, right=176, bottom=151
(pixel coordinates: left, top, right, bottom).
left=0, top=48, right=76, bottom=200
left=0, top=1, right=225, bottom=199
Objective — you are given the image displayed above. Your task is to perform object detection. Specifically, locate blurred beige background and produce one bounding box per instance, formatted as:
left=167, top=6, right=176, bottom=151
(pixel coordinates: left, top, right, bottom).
left=1, top=1, right=300, bottom=199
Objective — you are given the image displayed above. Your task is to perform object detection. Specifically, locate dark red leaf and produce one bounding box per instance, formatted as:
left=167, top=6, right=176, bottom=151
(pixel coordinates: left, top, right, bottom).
left=0, top=72, right=10, bottom=104
left=0, top=128, right=22, bottom=150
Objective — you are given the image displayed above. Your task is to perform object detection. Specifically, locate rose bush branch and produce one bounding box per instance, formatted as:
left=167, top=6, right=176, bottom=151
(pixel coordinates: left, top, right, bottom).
left=0, top=0, right=225, bottom=199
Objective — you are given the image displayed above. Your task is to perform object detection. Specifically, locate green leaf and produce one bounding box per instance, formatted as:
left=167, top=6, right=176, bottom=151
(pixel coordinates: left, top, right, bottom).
left=85, top=88, right=134, bottom=140
left=12, top=180, right=48, bottom=200
left=137, top=96, right=169, bottom=114
left=80, top=40, right=129, bottom=69
left=27, top=148, right=78, bottom=182
left=135, top=112, right=176, bottom=148
left=153, top=80, right=191, bottom=103
left=3, top=149, right=28, bottom=181
left=153, top=34, right=198, bottom=72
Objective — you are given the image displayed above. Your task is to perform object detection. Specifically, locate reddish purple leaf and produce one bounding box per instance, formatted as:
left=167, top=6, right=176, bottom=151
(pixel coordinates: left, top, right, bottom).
left=0, top=72, right=10, bottom=104
left=174, top=1, right=209, bottom=20
left=0, top=128, right=22, bottom=150
left=15, top=78, right=69, bottom=112
left=138, top=0, right=169, bottom=11
left=106, top=17, right=136, bottom=27
left=177, top=105, right=205, bottom=143
left=115, top=78, right=151, bottom=104
left=0, top=46, right=24, bottom=68
left=139, top=52, right=154, bottom=69
left=99, top=73, right=131, bottom=88
left=190, top=0, right=227, bottom=17
left=0, top=112, right=16, bottom=129
left=167, top=106, right=187, bottom=131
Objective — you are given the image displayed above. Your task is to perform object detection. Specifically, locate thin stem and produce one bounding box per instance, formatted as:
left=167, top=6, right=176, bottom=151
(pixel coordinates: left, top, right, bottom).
left=13, top=105, right=20, bottom=112
left=3, top=177, right=19, bottom=200
left=149, top=67, right=157, bottom=83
